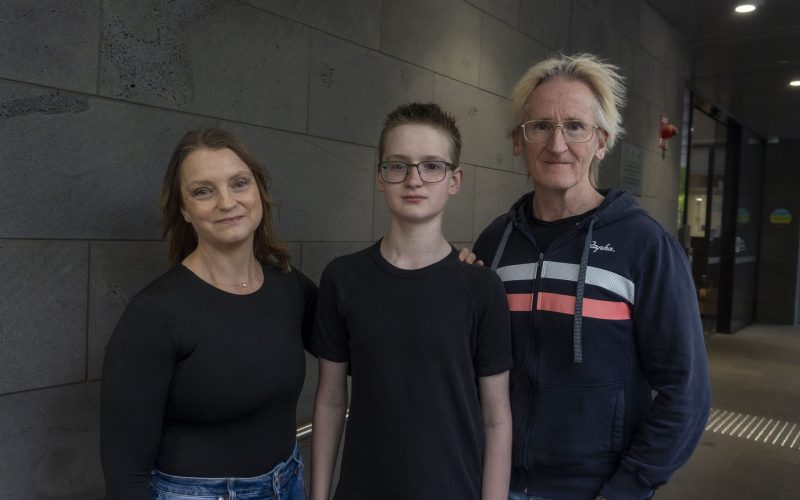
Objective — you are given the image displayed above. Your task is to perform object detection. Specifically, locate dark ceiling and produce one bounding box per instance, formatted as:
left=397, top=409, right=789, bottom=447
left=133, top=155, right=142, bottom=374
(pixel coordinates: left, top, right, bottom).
left=646, top=0, right=800, bottom=141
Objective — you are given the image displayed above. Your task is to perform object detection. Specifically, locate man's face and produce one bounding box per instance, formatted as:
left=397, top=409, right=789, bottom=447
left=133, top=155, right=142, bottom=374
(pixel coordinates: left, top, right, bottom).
left=514, top=76, right=607, bottom=194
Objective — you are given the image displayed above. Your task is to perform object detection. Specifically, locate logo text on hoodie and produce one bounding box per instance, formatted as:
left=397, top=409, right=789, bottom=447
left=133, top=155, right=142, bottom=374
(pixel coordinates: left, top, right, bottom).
left=589, top=241, right=615, bottom=253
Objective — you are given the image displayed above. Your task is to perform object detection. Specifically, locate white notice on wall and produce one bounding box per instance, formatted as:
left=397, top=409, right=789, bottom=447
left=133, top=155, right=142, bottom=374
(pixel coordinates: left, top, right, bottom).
left=619, top=142, right=644, bottom=196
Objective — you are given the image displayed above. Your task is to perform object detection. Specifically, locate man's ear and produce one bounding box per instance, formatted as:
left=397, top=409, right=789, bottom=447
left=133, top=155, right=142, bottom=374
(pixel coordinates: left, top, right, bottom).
left=595, top=129, right=609, bottom=160
left=512, top=129, right=524, bottom=157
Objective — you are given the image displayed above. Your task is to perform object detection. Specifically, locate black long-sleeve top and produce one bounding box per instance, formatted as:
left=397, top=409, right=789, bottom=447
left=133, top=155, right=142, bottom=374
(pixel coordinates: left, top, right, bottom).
left=100, top=264, right=317, bottom=499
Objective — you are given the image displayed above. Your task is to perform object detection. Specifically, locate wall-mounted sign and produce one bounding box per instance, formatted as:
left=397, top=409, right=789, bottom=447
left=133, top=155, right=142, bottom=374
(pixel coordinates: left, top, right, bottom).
left=769, top=208, right=792, bottom=224
left=619, top=142, right=644, bottom=197
left=736, top=207, right=750, bottom=224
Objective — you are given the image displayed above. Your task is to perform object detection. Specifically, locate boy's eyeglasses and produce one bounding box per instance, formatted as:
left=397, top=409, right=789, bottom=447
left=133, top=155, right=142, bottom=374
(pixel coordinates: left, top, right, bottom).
left=520, top=120, right=599, bottom=143
left=378, top=160, right=455, bottom=184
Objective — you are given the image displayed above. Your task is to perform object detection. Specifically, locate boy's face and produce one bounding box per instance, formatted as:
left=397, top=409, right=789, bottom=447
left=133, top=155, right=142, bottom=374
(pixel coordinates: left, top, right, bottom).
left=378, top=123, right=463, bottom=225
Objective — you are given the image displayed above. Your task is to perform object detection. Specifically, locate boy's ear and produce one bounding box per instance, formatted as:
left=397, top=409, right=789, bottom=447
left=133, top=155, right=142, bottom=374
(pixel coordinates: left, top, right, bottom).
left=448, top=167, right=463, bottom=195
left=376, top=168, right=386, bottom=192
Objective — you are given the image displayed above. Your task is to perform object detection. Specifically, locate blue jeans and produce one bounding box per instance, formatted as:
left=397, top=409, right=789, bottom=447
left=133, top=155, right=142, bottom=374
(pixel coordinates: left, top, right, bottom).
left=150, top=443, right=305, bottom=500
left=508, top=490, right=554, bottom=500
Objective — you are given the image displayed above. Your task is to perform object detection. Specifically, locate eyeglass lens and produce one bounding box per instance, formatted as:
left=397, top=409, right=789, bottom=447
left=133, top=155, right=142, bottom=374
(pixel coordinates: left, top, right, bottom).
left=522, top=120, right=595, bottom=143
left=380, top=161, right=450, bottom=183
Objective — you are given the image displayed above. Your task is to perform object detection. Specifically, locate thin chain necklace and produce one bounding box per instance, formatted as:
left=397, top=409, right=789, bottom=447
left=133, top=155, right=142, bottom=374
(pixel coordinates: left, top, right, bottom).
left=210, top=267, right=262, bottom=288
left=199, top=254, right=262, bottom=289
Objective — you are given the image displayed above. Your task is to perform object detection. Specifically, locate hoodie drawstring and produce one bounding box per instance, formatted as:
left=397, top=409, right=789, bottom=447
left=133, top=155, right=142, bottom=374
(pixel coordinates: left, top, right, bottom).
left=573, top=217, right=596, bottom=363
left=490, top=221, right=514, bottom=271
left=490, top=215, right=596, bottom=364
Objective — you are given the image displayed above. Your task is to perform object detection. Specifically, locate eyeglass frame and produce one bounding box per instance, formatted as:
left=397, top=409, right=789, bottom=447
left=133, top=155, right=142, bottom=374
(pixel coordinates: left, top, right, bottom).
left=519, top=119, right=600, bottom=144
left=377, top=160, right=457, bottom=184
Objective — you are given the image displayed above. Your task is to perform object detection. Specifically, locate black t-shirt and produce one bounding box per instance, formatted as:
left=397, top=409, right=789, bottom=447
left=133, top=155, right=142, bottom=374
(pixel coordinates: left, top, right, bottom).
left=100, top=264, right=317, bottom=499
left=311, top=243, right=512, bottom=500
left=524, top=196, right=607, bottom=252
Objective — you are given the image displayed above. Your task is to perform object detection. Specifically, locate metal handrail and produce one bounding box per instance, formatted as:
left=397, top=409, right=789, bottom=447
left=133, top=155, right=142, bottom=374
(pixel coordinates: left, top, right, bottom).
left=296, top=422, right=313, bottom=441
left=295, top=410, right=348, bottom=442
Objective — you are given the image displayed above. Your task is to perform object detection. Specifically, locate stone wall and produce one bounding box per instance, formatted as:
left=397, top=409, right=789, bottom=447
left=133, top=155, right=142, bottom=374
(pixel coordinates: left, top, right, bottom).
left=0, top=1, right=690, bottom=496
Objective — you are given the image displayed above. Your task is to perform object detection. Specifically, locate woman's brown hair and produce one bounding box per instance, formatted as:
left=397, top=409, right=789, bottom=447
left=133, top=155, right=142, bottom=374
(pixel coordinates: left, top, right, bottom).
left=160, top=129, right=291, bottom=271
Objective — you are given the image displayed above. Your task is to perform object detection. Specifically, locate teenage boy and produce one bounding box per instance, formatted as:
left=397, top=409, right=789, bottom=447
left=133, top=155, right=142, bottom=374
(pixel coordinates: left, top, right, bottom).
left=310, top=102, right=513, bottom=500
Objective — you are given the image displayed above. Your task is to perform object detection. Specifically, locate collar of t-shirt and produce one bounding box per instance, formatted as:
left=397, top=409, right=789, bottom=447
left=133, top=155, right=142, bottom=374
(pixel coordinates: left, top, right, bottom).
left=526, top=206, right=597, bottom=253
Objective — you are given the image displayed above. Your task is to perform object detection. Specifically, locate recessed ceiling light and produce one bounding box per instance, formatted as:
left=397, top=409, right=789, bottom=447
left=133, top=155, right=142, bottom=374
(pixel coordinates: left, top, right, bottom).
left=735, top=4, right=756, bottom=13
left=790, top=81, right=800, bottom=87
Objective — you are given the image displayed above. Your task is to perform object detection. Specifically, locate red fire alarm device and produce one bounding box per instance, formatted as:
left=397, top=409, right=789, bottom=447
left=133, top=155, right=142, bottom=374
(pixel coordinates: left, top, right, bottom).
left=659, top=114, right=678, bottom=158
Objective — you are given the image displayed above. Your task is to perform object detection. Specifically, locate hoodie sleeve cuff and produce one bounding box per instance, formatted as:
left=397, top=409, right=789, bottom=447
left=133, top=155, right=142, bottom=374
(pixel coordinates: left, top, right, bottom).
left=598, top=466, right=654, bottom=500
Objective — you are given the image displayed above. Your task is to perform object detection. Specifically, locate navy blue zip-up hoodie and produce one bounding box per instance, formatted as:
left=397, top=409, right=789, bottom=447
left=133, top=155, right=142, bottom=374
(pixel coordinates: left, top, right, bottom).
left=474, top=189, right=711, bottom=500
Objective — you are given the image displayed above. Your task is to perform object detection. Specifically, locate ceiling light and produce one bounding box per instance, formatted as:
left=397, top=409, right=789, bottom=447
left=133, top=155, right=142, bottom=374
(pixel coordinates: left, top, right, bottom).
left=790, top=81, right=800, bottom=87
left=735, top=5, right=756, bottom=13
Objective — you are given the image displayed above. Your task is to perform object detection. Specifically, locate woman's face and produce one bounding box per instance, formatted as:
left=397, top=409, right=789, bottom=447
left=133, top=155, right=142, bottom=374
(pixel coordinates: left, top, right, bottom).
left=513, top=76, right=607, bottom=195
left=179, top=148, right=263, bottom=251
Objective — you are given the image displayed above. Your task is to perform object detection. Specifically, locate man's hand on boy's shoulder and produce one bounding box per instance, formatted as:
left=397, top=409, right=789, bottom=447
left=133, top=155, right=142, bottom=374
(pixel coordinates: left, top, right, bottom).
left=458, top=247, right=483, bottom=266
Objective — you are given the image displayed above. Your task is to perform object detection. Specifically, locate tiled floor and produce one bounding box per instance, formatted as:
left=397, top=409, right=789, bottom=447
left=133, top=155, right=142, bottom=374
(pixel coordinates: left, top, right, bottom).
left=659, top=324, right=800, bottom=499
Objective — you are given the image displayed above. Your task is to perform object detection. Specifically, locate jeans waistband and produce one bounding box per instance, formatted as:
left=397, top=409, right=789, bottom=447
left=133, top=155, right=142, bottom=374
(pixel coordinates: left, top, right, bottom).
left=151, top=442, right=302, bottom=496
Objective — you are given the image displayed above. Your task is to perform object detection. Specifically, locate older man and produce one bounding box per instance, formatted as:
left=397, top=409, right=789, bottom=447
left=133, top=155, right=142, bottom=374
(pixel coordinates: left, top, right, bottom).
left=473, top=54, right=710, bottom=500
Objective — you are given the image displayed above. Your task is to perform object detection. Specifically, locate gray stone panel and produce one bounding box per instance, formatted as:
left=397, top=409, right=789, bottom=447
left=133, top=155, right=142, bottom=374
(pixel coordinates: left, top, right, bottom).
left=587, top=0, right=642, bottom=44
left=519, top=0, right=573, bottom=51
left=0, top=0, right=101, bottom=93
left=473, top=167, right=530, bottom=239
left=0, top=82, right=215, bottom=239
left=300, top=242, right=373, bottom=285
left=0, top=241, right=87, bottom=394
left=465, top=0, right=519, bottom=28
left=639, top=2, right=689, bottom=76
left=618, top=35, right=638, bottom=98
left=646, top=100, right=670, bottom=154
left=633, top=47, right=668, bottom=109
left=372, top=164, right=476, bottom=244
left=664, top=70, right=687, bottom=130
left=88, top=241, right=167, bottom=380
left=479, top=15, right=550, bottom=98
left=222, top=122, right=376, bottom=242
left=241, top=0, right=381, bottom=49
left=0, top=383, right=103, bottom=499
left=99, top=0, right=309, bottom=132
left=623, top=94, right=649, bottom=150
left=382, top=0, right=482, bottom=85
left=435, top=75, right=515, bottom=172
left=642, top=149, right=679, bottom=202
left=570, top=5, right=622, bottom=64
left=286, top=241, right=302, bottom=269
left=308, top=31, right=435, bottom=146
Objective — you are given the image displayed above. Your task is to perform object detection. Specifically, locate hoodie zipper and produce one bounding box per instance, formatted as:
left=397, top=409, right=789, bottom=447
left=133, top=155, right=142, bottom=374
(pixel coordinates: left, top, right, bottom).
left=515, top=221, right=583, bottom=471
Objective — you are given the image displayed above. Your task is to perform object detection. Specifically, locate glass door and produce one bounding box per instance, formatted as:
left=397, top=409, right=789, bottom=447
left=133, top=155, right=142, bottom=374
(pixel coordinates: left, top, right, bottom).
left=686, top=109, right=726, bottom=332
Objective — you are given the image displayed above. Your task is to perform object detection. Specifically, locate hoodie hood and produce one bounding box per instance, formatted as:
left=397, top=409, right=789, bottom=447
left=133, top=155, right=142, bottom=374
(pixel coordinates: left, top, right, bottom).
left=506, top=188, right=643, bottom=230
left=491, top=189, right=644, bottom=363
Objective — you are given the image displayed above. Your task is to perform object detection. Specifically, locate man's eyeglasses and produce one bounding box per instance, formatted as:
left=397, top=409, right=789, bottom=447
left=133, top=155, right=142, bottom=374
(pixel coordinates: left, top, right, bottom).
left=378, top=160, right=455, bottom=184
left=520, top=120, right=599, bottom=143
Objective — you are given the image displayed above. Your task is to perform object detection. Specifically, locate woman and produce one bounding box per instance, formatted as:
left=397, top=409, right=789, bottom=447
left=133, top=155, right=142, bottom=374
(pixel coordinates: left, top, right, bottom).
left=101, top=129, right=316, bottom=500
